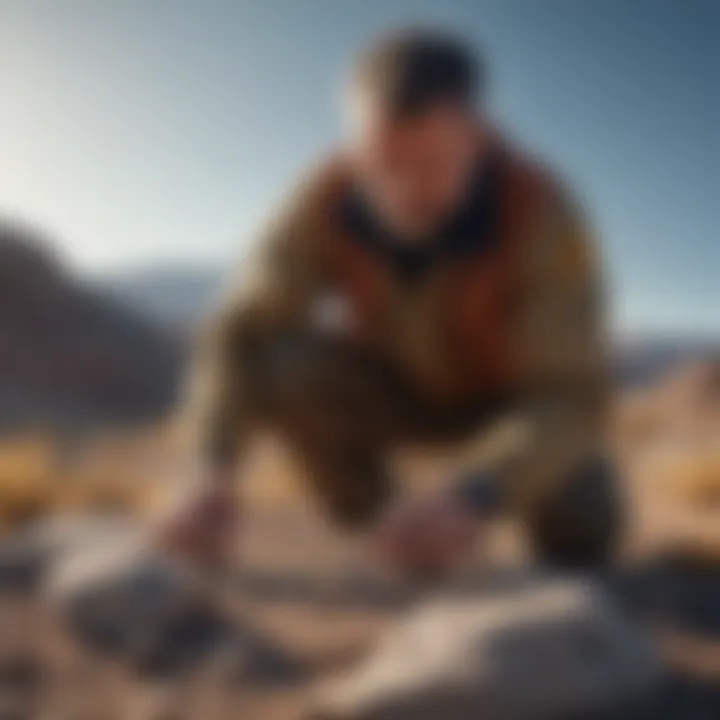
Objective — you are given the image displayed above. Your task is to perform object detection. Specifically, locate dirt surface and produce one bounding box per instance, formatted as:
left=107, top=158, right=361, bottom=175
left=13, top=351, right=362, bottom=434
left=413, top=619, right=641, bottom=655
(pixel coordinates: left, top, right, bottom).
left=1, top=496, right=719, bottom=720
left=2, top=399, right=720, bottom=720
left=0, top=505, right=397, bottom=719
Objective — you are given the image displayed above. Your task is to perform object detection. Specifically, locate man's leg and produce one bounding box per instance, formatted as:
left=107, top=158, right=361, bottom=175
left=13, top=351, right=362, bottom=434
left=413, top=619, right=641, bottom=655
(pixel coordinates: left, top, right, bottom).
left=260, top=334, right=416, bottom=528
left=522, top=458, right=624, bottom=570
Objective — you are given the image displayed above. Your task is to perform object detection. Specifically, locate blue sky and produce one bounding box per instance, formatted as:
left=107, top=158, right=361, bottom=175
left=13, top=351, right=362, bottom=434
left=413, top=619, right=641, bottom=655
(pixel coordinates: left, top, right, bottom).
left=0, top=0, right=717, bottom=335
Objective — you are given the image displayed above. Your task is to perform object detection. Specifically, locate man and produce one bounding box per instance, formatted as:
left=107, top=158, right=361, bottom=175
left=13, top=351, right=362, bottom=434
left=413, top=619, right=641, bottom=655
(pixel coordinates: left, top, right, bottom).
left=163, top=28, right=621, bottom=575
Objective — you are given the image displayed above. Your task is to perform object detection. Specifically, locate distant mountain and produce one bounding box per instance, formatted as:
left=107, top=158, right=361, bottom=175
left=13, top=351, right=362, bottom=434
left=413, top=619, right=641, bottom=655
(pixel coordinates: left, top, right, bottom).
left=2, top=211, right=713, bottom=436
left=95, top=263, right=719, bottom=389
left=95, top=265, right=224, bottom=330
left=614, top=335, right=720, bottom=387
left=0, top=222, right=184, bottom=431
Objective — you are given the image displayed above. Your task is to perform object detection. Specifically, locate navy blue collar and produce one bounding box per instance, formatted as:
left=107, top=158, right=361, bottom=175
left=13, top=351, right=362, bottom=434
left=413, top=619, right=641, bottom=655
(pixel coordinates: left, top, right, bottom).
left=341, top=150, right=506, bottom=283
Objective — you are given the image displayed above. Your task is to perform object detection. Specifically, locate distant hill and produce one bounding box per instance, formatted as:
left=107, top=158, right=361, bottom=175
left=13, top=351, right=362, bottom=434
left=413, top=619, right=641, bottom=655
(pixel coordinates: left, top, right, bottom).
left=96, top=264, right=719, bottom=388
left=96, top=265, right=223, bottom=331
left=0, top=222, right=184, bottom=431
left=2, top=215, right=713, bottom=436
left=614, top=335, right=720, bottom=387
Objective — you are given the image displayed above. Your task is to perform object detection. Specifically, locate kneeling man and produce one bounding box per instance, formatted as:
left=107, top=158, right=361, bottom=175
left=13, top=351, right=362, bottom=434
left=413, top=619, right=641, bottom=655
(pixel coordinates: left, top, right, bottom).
left=165, top=28, right=621, bottom=576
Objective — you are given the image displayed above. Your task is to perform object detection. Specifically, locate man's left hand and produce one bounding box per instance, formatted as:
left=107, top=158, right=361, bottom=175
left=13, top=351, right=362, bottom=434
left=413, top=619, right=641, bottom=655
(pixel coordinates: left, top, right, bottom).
left=372, top=491, right=481, bottom=579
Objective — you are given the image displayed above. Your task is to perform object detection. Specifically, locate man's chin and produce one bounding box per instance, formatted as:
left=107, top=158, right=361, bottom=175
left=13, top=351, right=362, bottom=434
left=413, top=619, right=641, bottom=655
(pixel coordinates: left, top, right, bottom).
left=388, top=220, right=442, bottom=243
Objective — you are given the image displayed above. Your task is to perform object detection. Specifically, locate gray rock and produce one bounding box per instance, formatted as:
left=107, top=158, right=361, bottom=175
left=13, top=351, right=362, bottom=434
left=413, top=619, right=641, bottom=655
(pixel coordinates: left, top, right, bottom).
left=49, top=536, right=199, bottom=648
left=0, top=515, right=144, bottom=586
left=312, top=578, right=661, bottom=720
left=0, top=515, right=303, bottom=681
left=0, top=530, right=46, bottom=591
left=0, top=515, right=130, bottom=591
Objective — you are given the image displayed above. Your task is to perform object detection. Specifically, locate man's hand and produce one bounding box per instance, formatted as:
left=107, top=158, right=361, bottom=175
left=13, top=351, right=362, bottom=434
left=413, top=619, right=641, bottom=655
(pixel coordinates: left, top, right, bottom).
left=156, top=474, right=239, bottom=567
left=372, top=491, right=481, bottom=580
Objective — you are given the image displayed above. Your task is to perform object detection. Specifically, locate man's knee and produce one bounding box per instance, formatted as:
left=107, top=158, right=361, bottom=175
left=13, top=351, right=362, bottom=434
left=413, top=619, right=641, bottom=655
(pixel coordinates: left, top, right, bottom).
left=257, top=334, right=400, bottom=528
left=297, top=449, right=394, bottom=530
left=262, top=333, right=405, bottom=446
left=525, top=458, right=624, bottom=570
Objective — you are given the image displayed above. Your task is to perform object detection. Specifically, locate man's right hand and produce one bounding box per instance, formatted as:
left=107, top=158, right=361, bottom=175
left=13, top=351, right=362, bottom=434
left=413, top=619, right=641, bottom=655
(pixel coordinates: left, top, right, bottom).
left=156, top=474, right=239, bottom=567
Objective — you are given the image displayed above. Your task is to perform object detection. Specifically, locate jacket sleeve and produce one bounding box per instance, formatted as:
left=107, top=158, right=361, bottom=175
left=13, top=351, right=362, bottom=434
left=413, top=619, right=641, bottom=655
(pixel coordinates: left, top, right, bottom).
left=182, top=179, right=327, bottom=472
left=457, top=184, right=611, bottom=514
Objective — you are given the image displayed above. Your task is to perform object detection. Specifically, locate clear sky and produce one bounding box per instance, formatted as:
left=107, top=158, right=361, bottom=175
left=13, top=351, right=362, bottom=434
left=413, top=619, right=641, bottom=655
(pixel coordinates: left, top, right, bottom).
left=1, top=0, right=717, bottom=335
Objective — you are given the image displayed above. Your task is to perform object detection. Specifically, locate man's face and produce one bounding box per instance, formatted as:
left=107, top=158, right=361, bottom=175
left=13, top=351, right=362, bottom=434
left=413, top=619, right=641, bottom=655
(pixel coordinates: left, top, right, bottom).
left=349, top=102, right=483, bottom=240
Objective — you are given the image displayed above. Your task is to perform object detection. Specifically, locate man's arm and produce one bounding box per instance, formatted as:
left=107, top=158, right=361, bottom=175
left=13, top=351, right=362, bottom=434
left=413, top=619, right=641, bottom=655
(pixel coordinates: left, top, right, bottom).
left=184, top=182, right=326, bottom=477
left=160, top=176, right=327, bottom=562
left=456, top=184, right=610, bottom=515
left=373, top=184, right=611, bottom=577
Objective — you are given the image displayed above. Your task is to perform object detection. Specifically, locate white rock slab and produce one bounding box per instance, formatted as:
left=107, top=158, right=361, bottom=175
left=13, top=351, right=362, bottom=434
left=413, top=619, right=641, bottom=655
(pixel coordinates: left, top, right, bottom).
left=312, top=577, right=661, bottom=720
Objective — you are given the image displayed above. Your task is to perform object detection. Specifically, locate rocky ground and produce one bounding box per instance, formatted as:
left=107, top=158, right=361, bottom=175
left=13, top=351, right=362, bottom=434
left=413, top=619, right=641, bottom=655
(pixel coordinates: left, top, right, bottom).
left=0, top=361, right=718, bottom=719
left=0, top=497, right=719, bottom=720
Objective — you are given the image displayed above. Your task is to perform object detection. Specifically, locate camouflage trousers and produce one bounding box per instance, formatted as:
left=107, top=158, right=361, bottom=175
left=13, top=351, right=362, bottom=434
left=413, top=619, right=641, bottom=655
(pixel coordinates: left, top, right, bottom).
left=251, top=333, right=622, bottom=569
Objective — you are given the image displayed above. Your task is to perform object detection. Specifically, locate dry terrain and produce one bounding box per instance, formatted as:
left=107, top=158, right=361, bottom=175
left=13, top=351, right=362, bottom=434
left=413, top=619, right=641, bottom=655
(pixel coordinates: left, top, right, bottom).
left=0, top=362, right=719, bottom=719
